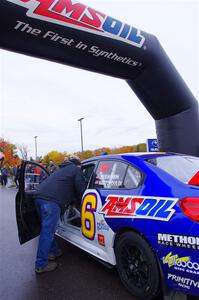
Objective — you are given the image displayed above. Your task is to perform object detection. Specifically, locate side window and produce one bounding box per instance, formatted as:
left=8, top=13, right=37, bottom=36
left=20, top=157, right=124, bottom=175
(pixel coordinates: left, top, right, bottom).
left=123, top=165, right=142, bottom=188
left=94, top=160, right=127, bottom=189
left=82, top=164, right=95, bottom=187
left=25, top=163, right=48, bottom=191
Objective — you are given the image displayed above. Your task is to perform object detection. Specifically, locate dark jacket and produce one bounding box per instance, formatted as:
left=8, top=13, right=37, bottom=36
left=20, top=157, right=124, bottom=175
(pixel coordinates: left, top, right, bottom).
left=47, top=163, right=57, bottom=174
left=35, top=162, right=86, bottom=212
left=1, top=167, right=8, bottom=177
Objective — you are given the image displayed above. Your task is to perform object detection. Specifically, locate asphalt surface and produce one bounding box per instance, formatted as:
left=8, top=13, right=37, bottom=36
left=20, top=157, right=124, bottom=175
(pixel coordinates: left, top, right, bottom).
left=1, top=187, right=197, bottom=300
left=0, top=186, right=139, bottom=300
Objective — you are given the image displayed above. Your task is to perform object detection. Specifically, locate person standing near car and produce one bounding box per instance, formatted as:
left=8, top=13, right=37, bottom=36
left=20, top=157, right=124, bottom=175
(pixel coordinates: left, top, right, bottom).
left=14, top=165, right=21, bottom=188
left=34, top=156, right=86, bottom=274
left=0, top=166, right=8, bottom=186
left=47, top=160, right=57, bottom=174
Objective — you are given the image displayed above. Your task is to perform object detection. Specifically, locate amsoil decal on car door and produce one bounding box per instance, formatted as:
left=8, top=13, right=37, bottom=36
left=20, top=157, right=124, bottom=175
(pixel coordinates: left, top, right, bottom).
left=81, top=192, right=178, bottom=243
left=100, top=195, right=178, bottom=221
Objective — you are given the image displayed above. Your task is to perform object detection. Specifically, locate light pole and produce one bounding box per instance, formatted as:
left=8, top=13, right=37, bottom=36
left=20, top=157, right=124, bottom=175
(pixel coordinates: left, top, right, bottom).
left=34, top=136, right=38, bottom=161
left=77, top=118, right=84, bottom=154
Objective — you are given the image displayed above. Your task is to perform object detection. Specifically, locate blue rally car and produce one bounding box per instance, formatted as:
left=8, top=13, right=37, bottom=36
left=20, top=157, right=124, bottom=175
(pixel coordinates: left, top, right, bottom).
left=16, top=153, right=199, bottom=299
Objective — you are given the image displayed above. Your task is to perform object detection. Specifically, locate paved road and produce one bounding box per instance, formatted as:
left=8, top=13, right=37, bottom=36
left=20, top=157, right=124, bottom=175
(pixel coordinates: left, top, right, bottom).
left=0, top=187, right=139, bottom=300
left=1, top=187, right=196, bottom=300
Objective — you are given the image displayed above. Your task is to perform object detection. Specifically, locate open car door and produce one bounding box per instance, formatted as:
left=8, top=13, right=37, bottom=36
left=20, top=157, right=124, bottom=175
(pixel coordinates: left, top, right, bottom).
left=16, top=161, right=49, bottom=245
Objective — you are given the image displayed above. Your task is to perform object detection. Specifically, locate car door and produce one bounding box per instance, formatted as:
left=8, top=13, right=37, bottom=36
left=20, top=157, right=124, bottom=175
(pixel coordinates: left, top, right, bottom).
left=77, top=159, right=143, bottom=264
left=90, top=159, right=143, bottom=236
left=16, top=161, right=49, bottom=245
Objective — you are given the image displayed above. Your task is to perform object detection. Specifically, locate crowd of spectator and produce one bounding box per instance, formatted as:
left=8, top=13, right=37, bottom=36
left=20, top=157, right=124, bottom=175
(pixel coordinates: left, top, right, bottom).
left=0, top=159, right=59, bottom=188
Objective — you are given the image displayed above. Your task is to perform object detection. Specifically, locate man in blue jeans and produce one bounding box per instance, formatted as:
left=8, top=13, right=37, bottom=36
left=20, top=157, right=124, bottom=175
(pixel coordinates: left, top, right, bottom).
left=34, top=156, right=86, bottom=274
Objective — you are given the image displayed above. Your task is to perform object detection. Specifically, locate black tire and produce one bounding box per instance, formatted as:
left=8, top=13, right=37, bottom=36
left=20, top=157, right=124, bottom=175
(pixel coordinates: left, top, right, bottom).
left=115, top=231, right=160, bottom=300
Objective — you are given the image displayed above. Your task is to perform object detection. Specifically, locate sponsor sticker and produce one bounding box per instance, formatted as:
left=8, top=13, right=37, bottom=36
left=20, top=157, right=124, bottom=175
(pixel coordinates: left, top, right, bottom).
left=158, top=233, right=199, bottom=250
left=97, top=219, right=109, bottom=232
left=6, top=0, right=145, bottom=48
left=100, top=195, right=178, bottom=221
left=98, top=234, right=105, bottom=246
left=168, top=273, right=199, bottom=290
left=162, top=252, right=199, bottom=275
left=99, top=163, right=110, bottom=173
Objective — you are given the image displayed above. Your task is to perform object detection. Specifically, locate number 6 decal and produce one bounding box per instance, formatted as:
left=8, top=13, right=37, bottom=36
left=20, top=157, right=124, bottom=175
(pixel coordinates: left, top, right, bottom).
left=81, top=193, right=97, bottom=240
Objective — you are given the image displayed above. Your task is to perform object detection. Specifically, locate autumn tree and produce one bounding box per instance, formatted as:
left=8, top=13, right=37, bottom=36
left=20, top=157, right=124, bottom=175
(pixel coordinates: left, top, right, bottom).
left=0, top=135, right=147, bottom=171
left=0, top=138, right=20, bottom=169
left=42, top=151, right=65, bottom=167
left=74, top=150, right=93, bottom=160
left=92, top=147, right=111, bottom=157
left=74, top=143, right=147, bottom=160
left=137, top=143, right=147, bottom=152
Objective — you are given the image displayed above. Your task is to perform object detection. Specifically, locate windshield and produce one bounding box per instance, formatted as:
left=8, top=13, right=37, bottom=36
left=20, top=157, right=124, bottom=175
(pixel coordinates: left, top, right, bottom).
left=146, top=155, right=199, bottom=184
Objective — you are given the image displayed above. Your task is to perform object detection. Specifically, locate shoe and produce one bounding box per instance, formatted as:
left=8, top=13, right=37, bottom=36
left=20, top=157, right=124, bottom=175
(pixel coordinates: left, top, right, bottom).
left=35, top=261, right=57, bottom=274
left=48, top=249, right=63, bottom=261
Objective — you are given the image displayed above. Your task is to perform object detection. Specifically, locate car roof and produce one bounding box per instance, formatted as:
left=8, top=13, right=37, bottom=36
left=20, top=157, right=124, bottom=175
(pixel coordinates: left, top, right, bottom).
left=82, top=152, right=177, bottom=164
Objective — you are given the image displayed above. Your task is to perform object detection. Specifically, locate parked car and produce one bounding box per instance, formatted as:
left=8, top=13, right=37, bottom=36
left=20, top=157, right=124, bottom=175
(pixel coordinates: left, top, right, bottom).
left=16, top=153, right=199, bottom=299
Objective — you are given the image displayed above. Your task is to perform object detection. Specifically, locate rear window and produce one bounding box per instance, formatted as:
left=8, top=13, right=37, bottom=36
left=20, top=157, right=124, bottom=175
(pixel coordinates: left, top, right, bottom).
left=94, top=160, right=127, bottom=189
left=146, top=155, right=199, bottom=184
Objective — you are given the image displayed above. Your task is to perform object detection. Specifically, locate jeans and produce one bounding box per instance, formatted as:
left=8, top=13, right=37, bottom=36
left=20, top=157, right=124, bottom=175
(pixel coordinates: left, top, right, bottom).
left=34, top=198, right=61, bottom=268
left=1, top=175, right=7, bottom=186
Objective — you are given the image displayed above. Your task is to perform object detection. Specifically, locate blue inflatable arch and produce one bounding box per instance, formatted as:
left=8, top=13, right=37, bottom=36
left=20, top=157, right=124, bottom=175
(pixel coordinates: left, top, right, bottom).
left=0, top=0, right=198, bottom=155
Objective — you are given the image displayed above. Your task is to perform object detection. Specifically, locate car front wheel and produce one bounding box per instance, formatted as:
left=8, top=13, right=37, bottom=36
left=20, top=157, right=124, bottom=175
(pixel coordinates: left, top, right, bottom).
left=115, top=231, right=160, bottom=300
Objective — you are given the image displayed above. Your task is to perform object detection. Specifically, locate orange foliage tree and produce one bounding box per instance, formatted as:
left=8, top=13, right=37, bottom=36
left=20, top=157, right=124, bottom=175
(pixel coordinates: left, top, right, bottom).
left=0, top=138, right=20, bottom=169
left=74, top=143, right=147, bottom=160
left=0, top=137, right=147, bottom=170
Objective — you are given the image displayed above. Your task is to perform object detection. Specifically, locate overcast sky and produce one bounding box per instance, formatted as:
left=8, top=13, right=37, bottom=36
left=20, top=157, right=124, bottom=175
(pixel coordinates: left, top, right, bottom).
left=0, top=0, right=198, bottom=158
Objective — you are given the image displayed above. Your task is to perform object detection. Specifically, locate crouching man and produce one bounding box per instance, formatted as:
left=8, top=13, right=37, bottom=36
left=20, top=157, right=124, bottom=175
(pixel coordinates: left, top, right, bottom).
left=34, top=156, right=86, bottom=274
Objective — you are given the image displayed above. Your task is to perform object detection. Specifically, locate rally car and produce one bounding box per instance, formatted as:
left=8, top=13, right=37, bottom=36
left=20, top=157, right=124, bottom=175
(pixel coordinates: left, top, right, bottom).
left=16, top=153, right=199, bottom=299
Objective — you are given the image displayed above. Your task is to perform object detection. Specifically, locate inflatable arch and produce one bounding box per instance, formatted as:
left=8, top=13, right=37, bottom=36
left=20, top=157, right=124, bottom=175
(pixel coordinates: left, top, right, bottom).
left=0, top=0, right=198, bottom=155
